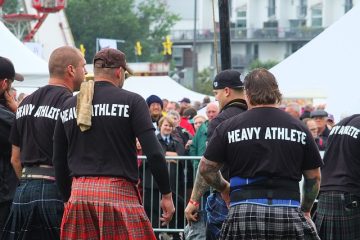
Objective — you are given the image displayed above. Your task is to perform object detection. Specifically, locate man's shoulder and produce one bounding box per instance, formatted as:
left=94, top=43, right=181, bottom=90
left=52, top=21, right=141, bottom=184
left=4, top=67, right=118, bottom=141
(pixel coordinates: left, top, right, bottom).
left=212, top=107, right=246, bottom=126
left=0, top=105, right=15, bottom=125
left=97, top=86, right=146, bottom=104
left=23, top=85, right=72, bottom=104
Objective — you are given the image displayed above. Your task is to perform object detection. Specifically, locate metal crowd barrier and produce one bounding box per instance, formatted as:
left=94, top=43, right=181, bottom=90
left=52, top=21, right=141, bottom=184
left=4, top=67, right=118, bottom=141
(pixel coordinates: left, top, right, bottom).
left=138, top=151, right=324, bottom=234
left=138, top=156, right=202, bottom=233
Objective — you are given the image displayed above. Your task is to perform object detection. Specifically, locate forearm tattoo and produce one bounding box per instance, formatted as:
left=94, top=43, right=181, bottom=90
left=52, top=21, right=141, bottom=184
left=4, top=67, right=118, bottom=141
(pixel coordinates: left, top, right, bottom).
left=191, top=168, right=210, bottom=202
left=301, top=177, right=320, bottom=212
left=200, top=160, right=227, bottom=193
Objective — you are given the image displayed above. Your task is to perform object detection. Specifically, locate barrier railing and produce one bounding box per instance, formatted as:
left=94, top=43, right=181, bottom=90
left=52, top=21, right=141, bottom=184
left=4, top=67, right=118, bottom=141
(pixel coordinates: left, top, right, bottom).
left=138, top=156, right=202, bottom=233
left=139, top=151, right=324, bottom=234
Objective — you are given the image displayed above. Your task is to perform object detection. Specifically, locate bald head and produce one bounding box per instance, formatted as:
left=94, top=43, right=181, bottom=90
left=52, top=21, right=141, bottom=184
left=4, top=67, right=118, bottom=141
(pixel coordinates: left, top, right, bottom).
left=48, top=46, right=83, bottom=78
left=206, top=102, right=219, bottom=121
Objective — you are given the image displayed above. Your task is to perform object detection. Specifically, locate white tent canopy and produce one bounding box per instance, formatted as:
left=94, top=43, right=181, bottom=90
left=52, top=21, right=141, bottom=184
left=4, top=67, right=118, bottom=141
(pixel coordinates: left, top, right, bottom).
left=270, top=5, right=360, bottom=122
left=0, top=21, right=49, bottom=88
left=123, top=76, right=212, bottom=102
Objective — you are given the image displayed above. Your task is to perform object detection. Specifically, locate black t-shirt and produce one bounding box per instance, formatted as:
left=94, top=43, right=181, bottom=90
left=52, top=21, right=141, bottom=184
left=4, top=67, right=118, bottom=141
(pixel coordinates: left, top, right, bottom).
left=10, top=85, right=72, bottom=166
left=321, top=114, right=360, bottom=193
left=55, top=81, right=154, bottom=183
left=204, top=107, right=323, bottom=182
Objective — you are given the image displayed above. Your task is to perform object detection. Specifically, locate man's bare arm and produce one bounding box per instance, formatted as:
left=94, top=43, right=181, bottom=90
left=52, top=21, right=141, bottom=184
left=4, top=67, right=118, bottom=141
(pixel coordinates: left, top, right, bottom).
left=10, top=145, right=22, bottom=179
left=190, top=167, right=210, bottom=202
left=301, top=168, right=321, bottom=214
left=199, top=157, right=228, bottom=193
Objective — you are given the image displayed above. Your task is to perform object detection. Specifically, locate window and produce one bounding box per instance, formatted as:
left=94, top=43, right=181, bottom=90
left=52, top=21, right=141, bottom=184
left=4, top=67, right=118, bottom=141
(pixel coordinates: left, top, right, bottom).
left=345, top=0, right=353, bottom=13
left=299, top=0, right=307, bottom=17
left=172, top=48, right=183, bottom=67
left=253, top=44, right=259, bottom=59
left=268, top=0, right=276, bottom=18
left=311, top=5, right=322, bottom=27
left=236, top=7, right=247, bottom=28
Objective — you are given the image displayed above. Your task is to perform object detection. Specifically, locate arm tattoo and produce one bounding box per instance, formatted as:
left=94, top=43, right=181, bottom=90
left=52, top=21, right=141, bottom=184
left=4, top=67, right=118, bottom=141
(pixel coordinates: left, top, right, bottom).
left=200, top=159, right=227, bottom=193
left=191, top=168, right=210, bottom=202
left=301, top=177, right=320, bottom=212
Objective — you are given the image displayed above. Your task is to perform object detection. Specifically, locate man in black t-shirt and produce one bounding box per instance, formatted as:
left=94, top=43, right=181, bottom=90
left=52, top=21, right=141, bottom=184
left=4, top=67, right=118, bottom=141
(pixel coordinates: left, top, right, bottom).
left=199, top=68, right=323, bottom=239
left=315, top=114, right=360, bottom=239
left=2, top=46, right=87, bottom=240
left=185, top=69, right=247, bottom=239
left=53, top=48, right=174, bottom=239
left=0, top=56, right=23, bottom=238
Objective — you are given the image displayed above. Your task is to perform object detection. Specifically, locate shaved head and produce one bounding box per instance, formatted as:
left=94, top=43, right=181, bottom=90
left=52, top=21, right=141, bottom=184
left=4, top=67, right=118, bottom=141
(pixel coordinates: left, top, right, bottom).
left=48, top=46, right=83, bottom=78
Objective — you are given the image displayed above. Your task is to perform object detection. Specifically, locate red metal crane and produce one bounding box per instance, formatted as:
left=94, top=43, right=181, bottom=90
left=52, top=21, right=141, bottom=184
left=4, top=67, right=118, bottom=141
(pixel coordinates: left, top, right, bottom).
left=0, top=0, right=66, bottom=42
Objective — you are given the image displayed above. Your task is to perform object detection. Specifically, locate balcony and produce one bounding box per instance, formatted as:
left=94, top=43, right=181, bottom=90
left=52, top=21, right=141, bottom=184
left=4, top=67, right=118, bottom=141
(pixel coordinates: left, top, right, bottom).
left=171, top=27, right=324, bottom=44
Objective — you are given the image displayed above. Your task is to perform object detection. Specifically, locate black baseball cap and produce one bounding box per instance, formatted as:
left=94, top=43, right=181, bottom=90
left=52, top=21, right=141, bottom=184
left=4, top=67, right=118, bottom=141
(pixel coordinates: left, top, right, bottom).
left=310, top=110, right=328, bottom=118
left=213, top=69, right=243, bottom=90
left=0, top=56, right=24, bottom=81
left=179, top=97, right=191, bottom=104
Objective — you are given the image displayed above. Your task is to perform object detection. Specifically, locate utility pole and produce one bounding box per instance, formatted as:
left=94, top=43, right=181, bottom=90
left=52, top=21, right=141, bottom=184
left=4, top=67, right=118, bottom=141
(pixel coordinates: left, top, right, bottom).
left=192, top=0, right=198, bottom=91
left=218, top=0, right=231, bottom=70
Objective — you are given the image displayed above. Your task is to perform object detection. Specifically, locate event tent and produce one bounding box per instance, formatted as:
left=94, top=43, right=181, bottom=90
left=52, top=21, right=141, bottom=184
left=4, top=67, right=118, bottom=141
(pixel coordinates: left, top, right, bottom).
left=123, top=76, right=212, bottom=102
left=270, top=5, right=360, bottom=121
left=0, top=22, right=49, bottom=88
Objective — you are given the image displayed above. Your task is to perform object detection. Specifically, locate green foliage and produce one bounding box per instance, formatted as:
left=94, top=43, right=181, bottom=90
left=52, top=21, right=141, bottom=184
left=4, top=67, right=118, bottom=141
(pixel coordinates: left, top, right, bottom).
left=195, top=67, right=214, bottom=95
left=2, top=0, right=29, bottom=37
left=248, top=59, right=279, bottom=70
left=2, top=0, right=18, bottom=13
left=66, top=0, right=179, bottom=62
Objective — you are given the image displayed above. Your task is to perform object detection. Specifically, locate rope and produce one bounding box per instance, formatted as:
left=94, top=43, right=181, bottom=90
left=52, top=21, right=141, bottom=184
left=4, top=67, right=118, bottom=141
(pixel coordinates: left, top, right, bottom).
left=212, top=0, right=219, bottom=74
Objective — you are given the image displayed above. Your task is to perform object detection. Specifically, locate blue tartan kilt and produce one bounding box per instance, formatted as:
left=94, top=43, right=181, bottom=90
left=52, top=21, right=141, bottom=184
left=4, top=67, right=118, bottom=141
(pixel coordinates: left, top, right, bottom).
left=220, top=204, right=320, bottom=240
left=1, top=179, right=64, bottom=240
left=205, top=192, right=228, bottom=239
left=314, top=191, right=360, bottom=240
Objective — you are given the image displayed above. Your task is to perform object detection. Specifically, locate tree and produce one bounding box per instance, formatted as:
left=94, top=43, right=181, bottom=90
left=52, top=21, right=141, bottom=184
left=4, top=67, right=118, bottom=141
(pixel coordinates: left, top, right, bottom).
left=66, top=0, right=179, bottom=62
left=248, top=59, right=279, bottom=70
left=2, top=0, right=29, bottom=38
left=194, top=67, right=214, bottom=95
left=2, top=0, right=18, bottom=14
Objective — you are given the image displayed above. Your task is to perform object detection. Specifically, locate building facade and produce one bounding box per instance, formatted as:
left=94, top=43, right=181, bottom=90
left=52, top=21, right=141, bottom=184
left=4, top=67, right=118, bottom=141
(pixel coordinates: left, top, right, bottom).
left=168, top=0, right=359, bottom=83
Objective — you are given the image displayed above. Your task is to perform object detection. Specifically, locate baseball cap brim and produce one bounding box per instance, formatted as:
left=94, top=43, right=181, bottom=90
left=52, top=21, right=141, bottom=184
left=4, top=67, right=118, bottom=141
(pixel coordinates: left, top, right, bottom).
left=14, top=73, right=24, bottom=81
left=123, top=65, right=134, bottom=75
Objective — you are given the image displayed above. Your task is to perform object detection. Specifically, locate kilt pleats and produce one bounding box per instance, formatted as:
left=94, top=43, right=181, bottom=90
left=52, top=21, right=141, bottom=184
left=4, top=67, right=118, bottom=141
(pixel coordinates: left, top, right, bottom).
left=220, top=204, right=320, bottom=240
left=314, top=192, right=360, bottom=240
left=60, top=177, right=156, bottom=240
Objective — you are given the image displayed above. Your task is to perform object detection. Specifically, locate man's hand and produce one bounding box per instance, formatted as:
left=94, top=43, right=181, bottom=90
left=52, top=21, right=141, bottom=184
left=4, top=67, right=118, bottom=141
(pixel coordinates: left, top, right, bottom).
left=220, top=182, right=230, bottom=208
left=160, top=192, right=175, bottom=226
left=302, top=211, right=317, bottom=229
left=4, top=90, right=17, bottom=112
left=185, top=200, right=200, bottom=223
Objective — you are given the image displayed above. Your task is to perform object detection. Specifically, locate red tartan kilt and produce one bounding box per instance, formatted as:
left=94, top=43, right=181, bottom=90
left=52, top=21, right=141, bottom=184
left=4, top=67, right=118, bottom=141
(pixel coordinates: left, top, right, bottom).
left=60, top=177, right=156, bottom=240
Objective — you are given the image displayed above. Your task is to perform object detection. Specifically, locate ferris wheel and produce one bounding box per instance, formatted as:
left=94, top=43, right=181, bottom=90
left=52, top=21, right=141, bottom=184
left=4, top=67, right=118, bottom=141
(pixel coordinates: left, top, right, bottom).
left=0, top=0, right=66, bottom=41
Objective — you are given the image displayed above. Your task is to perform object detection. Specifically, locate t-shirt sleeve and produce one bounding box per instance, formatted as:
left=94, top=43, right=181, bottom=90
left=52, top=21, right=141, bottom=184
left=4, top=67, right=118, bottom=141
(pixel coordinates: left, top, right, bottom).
left=9, top=116, right=20, bottom=147
left=131, top=95, right=155, bottom=136
left=0, top=108, right=14, bottom=145
left=302, top=129, right=324, bottom=170
left=53, top=116, right=72, bottom=201
left=204, top=123, right=227, bottom=163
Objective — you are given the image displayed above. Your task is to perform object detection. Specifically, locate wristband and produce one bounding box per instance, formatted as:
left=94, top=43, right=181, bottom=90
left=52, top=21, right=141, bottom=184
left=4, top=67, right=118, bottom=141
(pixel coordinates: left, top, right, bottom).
left=189, top=199, right=200, bottom=207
